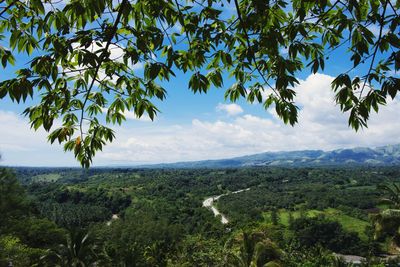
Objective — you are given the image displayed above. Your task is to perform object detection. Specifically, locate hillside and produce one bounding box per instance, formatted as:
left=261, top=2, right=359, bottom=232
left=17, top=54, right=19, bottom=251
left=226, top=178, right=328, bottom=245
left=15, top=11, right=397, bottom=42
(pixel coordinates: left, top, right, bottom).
left=143, top=144, right=400, bottom=168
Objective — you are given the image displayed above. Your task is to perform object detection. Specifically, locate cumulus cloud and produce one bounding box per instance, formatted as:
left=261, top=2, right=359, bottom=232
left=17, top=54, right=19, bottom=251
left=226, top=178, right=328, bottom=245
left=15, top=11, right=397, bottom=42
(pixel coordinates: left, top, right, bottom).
left=122, top=110, right=152, bottom=122
left=95, top=73, right=400, bottom=165
left=216, top=103, right=244, bottom=116
left=0, top=111, right=76, bottom=166
left=66, top=42, right=143, bottom=83
left=1, top=73, right=400, bottom=166
left=100, top=108, right=153, bottom=122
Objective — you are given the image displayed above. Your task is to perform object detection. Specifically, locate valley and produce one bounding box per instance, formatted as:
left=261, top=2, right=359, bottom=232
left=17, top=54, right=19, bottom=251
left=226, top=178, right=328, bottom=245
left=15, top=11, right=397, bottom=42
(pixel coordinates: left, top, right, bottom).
left=2, top=166, right=400, bottom=266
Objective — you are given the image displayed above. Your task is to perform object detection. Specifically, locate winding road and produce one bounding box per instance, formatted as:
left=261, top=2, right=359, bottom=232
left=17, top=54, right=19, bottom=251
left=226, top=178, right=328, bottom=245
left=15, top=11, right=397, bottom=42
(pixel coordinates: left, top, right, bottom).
left=202, top=188, right=250, bottom=224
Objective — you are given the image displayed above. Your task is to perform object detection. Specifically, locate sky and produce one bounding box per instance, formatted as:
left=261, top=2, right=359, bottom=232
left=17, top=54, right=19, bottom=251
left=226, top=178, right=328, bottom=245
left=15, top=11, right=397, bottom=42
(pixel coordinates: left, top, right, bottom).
left=0, top=2, right=399, bottom=167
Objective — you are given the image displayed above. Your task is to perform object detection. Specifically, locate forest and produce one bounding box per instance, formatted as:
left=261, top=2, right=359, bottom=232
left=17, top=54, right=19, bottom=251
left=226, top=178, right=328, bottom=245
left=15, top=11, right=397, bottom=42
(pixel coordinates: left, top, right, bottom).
left=1, top=166, right=400, bottom=266
left=1, top=1, right=399, bottom=265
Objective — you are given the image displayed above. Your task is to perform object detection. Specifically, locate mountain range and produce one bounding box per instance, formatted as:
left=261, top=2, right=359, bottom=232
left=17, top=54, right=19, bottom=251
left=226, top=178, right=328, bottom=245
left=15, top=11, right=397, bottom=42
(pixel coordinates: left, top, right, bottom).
left=141, top=144, right=400, bottom=168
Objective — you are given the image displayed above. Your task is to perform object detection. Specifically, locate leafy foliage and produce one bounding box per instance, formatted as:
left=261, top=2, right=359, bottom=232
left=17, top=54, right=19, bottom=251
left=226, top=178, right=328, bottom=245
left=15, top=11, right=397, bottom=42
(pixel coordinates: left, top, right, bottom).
left=224, top=231, right=285, bottom=267
left=372, top=184, right=400, bottom=250
left=3, top=166, right=400, bottom=265
left=289, top=216, right=365, bottom=254
left=0, top=168, right=27, bottom=226
left=0, top=0, right=399, bottom=166
left=0, top=235, right=44, bottom=267
left=37, top=202, right=112, bottom=228
left=378, top=183, right=400, bottom=209
left=41, top=230, right=105, bottom=267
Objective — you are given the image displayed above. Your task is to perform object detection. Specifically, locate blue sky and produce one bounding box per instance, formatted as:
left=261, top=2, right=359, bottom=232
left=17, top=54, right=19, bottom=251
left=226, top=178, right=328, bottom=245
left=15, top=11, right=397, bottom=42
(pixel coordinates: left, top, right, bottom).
left=0, top=3, right=399, bottom=167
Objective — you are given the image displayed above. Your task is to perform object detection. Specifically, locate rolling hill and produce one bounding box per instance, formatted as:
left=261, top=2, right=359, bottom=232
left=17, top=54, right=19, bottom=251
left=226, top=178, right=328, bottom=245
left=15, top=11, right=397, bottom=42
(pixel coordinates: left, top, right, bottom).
left=142, top=144, right=400, bottom=168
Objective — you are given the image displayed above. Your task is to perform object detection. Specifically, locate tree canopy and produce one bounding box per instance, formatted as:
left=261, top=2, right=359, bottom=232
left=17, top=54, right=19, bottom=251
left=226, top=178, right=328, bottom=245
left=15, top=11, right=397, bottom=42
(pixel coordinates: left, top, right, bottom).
left=0, top=0, right=399, bottom=167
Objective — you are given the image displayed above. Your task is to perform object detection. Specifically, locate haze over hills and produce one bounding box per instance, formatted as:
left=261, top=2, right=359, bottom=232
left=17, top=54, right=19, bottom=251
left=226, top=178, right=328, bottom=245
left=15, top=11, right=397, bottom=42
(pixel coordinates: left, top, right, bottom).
left=141, top=144, right=400, bottom=168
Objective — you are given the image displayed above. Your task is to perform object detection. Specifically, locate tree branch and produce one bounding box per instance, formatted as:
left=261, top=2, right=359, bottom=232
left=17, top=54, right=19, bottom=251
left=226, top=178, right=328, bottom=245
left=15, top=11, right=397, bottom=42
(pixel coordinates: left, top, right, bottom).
left=79, top=0, right=127, bottom=140
left=360, top=0, right=388, bottom=98
left=0, top=0, right=17, bottom=17
left=233, top=0, right=279, bottom=98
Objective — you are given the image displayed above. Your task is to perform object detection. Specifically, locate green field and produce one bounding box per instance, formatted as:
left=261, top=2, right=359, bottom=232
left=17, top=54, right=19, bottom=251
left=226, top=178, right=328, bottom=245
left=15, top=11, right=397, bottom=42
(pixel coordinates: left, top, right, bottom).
left=263, top=208, right=370, bottom=240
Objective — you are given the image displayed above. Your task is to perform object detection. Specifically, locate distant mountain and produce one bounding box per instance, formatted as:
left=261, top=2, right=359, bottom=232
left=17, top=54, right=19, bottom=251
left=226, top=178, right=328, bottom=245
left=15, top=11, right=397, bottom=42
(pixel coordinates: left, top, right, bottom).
left=141, top=144, right=400, bottom=168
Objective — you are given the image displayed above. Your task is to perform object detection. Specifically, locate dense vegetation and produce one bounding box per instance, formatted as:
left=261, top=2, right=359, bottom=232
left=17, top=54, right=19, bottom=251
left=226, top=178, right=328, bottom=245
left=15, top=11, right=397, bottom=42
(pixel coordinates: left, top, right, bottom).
left=1, top=166, right=400, bottom=266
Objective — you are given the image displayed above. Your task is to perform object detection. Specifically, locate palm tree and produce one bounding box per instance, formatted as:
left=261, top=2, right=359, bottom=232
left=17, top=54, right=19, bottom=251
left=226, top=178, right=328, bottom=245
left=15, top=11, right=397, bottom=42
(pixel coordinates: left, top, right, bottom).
left=41, top=230, right=105, bottom=267
left=372, top=183, right=400, bottom=251
left=371, top=210, right=400, bottom=244
left=144, top=242, right=167, bottom=267
left=378, top=183, right=400, bottom=208
left=224, top=231, right=284, bottom=267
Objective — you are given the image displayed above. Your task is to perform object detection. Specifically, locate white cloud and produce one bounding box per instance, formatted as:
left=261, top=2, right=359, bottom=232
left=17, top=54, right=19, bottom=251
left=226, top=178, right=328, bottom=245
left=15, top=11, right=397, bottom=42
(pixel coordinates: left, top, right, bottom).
left=122, top=110, right=152, bottom=122
left=66, top=42, right=143, bottom=83
left=216, top=103, right=244, bottom=116
left=1, top=73, right=400, bottom=166
left=100, top=108, right=152, bottom=122
left=94, top=73, right=400, bottom=165
left=0, top=111, right=76, bottom=166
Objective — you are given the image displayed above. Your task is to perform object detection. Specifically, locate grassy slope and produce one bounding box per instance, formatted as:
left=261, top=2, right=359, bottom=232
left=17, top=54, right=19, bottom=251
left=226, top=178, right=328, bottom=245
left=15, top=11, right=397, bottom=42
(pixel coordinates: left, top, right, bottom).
left=263, top=208, right=370, bottom=240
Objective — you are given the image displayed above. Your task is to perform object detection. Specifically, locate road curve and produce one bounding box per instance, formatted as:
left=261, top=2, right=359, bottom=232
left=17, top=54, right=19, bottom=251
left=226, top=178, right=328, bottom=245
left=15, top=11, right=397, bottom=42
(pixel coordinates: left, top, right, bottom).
left=202, top=188, right=250, bottom=224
